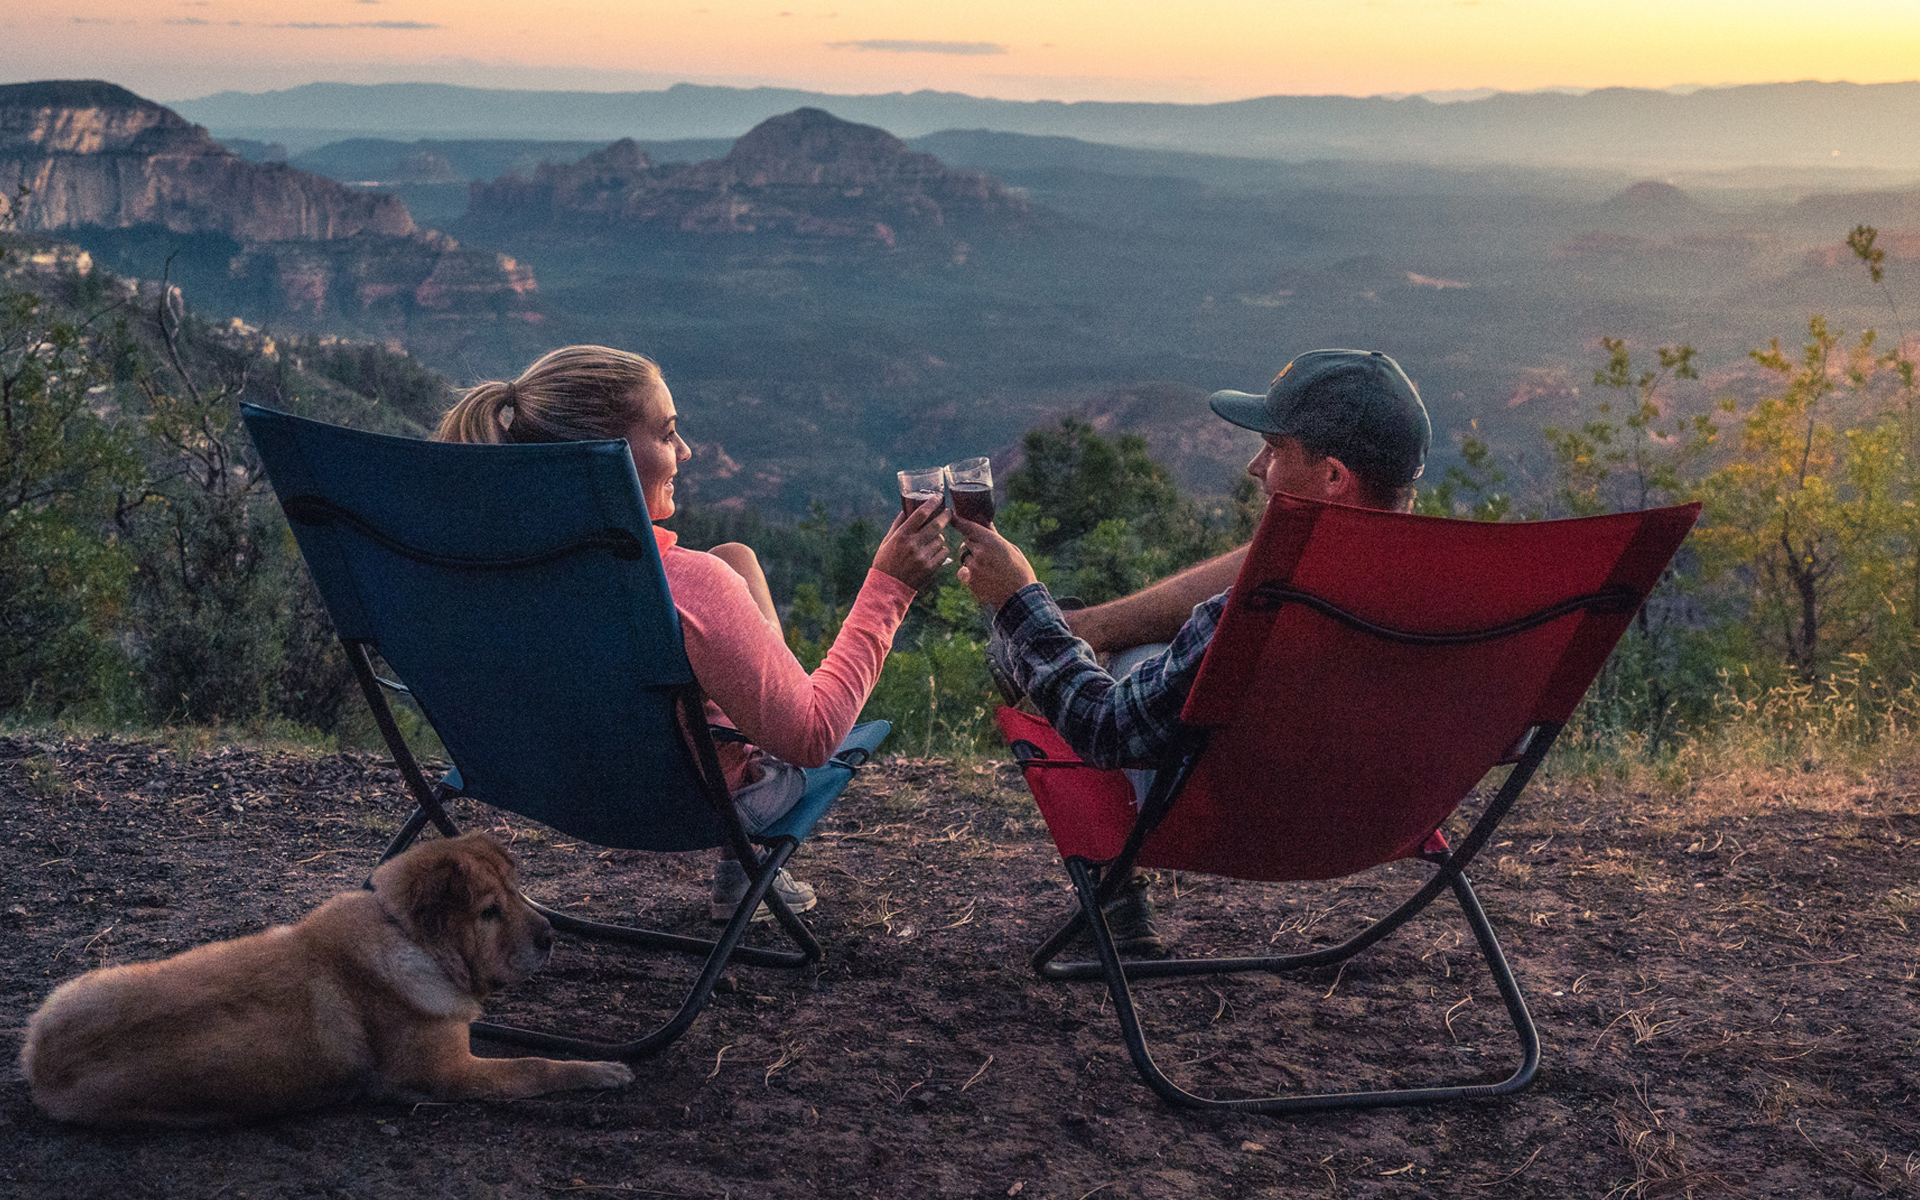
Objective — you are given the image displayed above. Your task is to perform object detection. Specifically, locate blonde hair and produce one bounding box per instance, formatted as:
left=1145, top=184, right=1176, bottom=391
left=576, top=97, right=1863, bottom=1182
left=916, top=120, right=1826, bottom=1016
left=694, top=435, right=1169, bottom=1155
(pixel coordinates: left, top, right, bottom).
left=434, top=345, right=663, bottom=445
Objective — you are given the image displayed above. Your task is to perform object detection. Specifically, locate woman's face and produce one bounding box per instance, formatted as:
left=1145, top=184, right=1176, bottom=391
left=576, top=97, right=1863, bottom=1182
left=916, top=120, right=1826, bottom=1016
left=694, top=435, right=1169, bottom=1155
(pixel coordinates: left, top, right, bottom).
left=623, top=381, right=692, bottom=520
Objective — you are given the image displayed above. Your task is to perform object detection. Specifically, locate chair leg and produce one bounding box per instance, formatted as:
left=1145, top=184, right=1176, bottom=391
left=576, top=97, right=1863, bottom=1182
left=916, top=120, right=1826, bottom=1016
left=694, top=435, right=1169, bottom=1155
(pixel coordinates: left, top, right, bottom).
left=1062, top=858, right=1541, bottom=1113
left=1036, top=856, right=1447, bottom=984
left=471, top=839, right=819, bottom=1061
left=1449, top=868, right=1541, bottom=1094
left=377, top=800, right=451, bottom=863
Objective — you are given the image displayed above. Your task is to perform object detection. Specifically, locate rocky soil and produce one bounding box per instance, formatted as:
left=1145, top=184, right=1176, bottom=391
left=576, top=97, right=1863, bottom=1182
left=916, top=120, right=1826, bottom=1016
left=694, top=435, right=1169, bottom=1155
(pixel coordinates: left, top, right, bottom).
left=2, top=732, right=1916, bottom=1198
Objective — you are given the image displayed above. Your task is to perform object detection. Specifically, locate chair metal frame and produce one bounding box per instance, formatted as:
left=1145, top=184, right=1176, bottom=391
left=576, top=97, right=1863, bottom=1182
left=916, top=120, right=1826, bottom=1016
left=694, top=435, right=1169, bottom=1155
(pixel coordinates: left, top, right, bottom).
left=1018, top=719, right=1555, bottom=1114
left=247, top=406, right=883, bottom=1062
left=347, top=640, right=872, bottom=1062
left=1004, top=503, right=1695, bottom=1113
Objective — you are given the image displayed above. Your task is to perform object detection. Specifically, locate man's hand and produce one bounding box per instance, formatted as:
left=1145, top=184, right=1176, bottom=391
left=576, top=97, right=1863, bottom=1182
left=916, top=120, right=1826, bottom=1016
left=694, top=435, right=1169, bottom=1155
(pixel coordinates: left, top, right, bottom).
left=951, top=513, right=1038, bottom=609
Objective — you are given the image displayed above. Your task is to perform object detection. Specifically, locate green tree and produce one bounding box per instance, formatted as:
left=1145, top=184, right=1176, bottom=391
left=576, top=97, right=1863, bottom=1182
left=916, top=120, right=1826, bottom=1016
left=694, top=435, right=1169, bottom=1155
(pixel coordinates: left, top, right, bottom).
left=1007, top=417, right=1180, bottom=556
left=1005, top=417, right=1248, bottom=604
left=1697, top=317, right=1907, bottom=683
left=1412, top=423, right=1511, bottom=520
left=123, top=290, right=303, bottom=722
left=1543, top=338, right=1709, bottom=518
left=1847, top=224, right=1920, bottom=626
left=1532, top=339, right=1718, bottom=754
left=0, top=251, right=143, bottom=712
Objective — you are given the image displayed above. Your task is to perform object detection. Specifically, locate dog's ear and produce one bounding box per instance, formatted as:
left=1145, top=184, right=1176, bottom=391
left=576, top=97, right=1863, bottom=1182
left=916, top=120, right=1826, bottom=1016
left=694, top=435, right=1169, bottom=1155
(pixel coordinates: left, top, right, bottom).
left=401, top=853, right=477, bottom=940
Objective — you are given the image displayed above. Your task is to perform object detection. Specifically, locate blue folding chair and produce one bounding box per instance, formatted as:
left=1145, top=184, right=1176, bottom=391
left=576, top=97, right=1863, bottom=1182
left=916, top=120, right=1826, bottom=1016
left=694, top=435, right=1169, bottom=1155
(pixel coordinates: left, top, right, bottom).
left=241, top=403, right=889, bottom=1060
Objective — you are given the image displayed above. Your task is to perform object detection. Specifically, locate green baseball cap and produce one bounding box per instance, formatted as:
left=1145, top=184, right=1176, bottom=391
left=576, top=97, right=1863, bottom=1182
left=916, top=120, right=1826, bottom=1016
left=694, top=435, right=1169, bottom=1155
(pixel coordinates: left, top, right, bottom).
left=1209, top=349, right=1431, bottom=488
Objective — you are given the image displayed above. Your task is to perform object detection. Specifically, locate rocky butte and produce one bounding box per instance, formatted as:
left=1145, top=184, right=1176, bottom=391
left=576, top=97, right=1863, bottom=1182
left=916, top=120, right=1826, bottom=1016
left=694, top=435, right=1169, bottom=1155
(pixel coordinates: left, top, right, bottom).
left=0, top=80, right=411, bottom=240
left=466, top=107, right=1030, bottom=249
left=0, top=80, right=537, bottom=338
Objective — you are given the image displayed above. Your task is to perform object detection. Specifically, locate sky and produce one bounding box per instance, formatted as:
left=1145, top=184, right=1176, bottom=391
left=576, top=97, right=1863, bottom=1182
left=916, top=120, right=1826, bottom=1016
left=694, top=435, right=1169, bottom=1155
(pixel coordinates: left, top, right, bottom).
left=7, top=0, right=1920, bottom=105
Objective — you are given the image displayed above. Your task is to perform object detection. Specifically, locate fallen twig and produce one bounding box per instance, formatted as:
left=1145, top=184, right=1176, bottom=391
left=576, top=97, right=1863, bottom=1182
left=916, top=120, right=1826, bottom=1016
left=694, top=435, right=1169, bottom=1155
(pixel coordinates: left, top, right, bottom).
left=1468, top=1146, right=1543, bottom=1190
left=960, top=1054, right=994, bottom=1092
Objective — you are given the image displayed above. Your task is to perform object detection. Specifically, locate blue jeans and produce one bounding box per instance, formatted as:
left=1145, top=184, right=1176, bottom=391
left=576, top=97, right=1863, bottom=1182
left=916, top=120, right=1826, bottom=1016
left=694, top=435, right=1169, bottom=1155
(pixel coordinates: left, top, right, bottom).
left=987, top=624, right=1168, bottom=808
left=730, top=753, right=807, bottom=833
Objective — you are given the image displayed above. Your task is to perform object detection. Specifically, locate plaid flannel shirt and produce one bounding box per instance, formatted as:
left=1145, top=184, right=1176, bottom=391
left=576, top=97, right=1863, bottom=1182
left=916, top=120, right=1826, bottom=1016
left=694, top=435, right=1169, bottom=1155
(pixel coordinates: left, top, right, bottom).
left=992, top=582, right=1230, bottom=769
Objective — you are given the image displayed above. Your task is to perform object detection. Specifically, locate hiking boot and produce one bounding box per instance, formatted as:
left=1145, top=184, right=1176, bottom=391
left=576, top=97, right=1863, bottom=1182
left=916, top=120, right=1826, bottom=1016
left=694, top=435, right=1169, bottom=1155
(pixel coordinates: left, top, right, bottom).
left=1101, top=880, right=1170, bottom=959
left=710, top=858, right=818, bottom=923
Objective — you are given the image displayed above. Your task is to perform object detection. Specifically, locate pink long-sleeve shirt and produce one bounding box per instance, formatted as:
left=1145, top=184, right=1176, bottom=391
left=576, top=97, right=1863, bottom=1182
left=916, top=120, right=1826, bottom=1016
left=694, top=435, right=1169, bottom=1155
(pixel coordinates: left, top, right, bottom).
left=653, top=526, right=916, bottom=790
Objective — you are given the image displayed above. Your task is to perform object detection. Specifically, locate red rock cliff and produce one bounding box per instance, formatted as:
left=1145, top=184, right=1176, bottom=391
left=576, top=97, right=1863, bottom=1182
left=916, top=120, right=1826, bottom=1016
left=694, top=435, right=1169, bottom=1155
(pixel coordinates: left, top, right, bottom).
left=467, top=107, right=1028, bottom=244
left=0, top=80, right=414, bottom=240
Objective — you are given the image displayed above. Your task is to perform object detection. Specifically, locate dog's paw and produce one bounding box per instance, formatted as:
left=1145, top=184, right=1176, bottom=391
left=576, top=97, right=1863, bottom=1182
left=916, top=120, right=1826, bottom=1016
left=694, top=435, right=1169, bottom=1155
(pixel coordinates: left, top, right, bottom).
left=580, top=1061, right=634, bottom=1089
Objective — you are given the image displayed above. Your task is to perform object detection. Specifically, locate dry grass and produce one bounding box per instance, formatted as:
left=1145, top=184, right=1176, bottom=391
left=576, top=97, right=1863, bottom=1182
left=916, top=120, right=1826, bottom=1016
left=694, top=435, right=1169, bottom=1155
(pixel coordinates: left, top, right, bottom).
left=6, top=729, right=1920, bottom=1198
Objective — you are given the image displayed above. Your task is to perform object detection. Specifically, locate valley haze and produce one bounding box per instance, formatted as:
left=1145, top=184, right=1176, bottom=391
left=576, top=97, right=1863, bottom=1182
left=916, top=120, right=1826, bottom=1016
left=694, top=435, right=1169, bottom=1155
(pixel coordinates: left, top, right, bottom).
left=5, top=77, right=1918, bottom=515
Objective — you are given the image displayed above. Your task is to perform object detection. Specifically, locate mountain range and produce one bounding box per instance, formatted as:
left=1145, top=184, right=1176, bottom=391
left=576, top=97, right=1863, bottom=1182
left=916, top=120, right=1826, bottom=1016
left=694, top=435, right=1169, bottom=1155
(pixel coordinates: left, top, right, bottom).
left=464, top=108, right=1028, bottom=248
left=10, top=78, right=1920, bottom=516
left=170, top=80, right=1920, bottom=173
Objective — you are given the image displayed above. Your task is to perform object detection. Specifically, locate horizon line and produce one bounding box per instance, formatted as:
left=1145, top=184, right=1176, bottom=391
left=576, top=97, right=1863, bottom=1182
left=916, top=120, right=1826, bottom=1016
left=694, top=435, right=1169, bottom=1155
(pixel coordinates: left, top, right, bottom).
left=143, top=75, right=1920, bottom=108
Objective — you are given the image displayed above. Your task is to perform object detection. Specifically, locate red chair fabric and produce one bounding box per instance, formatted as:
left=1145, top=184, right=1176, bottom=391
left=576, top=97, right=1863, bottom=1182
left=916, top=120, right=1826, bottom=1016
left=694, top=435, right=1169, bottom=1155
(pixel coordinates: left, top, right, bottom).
left=1000, top=496, right=1699, bottom=883
left=997, top=495, right=1699, bottom=1111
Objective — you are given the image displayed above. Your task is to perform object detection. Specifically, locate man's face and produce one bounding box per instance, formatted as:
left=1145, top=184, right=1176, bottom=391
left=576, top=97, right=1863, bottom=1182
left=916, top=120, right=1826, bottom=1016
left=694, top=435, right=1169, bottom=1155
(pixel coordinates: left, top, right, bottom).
left=1247, top=434, right=1337, bottom=499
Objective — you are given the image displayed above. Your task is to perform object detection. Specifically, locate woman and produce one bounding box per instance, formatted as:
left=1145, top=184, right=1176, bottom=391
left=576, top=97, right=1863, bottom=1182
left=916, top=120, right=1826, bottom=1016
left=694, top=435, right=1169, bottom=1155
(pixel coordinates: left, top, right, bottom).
left=435, top=345, right=951, bottom=920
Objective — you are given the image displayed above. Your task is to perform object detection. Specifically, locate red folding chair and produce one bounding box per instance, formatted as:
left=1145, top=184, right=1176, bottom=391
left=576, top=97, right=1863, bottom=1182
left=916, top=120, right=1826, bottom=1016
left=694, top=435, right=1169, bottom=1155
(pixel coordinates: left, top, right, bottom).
left=997, top=494, right=1699, bottom=1113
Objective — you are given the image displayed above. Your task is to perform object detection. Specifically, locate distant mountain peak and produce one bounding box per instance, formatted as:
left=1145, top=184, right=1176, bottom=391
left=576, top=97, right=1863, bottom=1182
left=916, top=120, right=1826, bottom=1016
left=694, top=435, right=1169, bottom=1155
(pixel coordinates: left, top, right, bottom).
left=721, top=107, right=933, bottom=181
left=1605, top=180, right=1698, bottom=208
left=466, top=106, right=1028, bottom=246
left=583, top=137, right=653, bottom=173
left=0, top=79, right=158, bottom=112
left=0, top=79, right=204, bottom=157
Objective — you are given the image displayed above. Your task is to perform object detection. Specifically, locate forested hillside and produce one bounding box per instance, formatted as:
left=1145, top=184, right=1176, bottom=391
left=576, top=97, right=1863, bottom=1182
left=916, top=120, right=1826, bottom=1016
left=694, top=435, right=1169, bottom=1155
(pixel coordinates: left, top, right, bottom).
left=10, top=218, right=1920, bottom=781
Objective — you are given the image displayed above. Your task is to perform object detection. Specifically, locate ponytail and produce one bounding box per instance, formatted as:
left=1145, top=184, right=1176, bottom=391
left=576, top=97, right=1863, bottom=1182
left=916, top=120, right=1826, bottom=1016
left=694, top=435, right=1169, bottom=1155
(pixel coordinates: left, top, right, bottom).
left=434, top=346, right=663, bottom=446
left=436, top=380, right=518, bottom=444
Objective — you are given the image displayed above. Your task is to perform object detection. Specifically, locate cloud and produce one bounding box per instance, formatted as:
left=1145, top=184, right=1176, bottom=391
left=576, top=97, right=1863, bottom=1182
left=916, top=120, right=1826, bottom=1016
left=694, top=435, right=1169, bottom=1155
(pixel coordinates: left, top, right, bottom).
left=165, top=17, right=209, bottom=24
left=828, top=39, right=1008, bottom=56
left=272, top=20, right=440, bottom=28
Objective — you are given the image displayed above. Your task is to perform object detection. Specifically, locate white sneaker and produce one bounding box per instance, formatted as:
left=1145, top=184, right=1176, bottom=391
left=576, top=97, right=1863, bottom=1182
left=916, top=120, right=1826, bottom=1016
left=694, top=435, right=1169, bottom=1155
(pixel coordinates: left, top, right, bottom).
left=710, top=858, right=818, bottom=922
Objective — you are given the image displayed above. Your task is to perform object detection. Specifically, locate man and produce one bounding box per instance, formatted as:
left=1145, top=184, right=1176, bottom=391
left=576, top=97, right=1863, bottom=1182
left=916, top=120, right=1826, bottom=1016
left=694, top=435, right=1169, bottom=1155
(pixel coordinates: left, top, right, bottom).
left=952, top=348, right=1432, bottom=955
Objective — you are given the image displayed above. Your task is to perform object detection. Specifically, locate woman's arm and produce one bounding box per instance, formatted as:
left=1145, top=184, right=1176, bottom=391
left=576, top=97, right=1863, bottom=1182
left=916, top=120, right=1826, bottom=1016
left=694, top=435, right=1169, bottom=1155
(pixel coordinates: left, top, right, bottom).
left=672, top=504, right=946, bottom=768
left=676, top=555, right=915, bottom=768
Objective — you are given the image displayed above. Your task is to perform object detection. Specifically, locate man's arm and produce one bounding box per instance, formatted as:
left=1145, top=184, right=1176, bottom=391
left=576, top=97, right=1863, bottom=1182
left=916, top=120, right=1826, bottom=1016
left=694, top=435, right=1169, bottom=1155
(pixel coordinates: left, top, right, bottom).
left=992, top=582, right=1222, bottom=768
left=950, top=513, right=1217, bottom=768
left=1064, top=545, right=1248, bottom=656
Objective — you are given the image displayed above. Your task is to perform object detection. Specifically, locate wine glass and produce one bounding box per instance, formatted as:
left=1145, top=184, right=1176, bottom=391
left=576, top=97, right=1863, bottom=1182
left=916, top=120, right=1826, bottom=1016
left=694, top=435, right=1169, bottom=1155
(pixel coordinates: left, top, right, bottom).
left=944, top=457, right=995, bottom=525
left=897, top=466, right=945, bottom=518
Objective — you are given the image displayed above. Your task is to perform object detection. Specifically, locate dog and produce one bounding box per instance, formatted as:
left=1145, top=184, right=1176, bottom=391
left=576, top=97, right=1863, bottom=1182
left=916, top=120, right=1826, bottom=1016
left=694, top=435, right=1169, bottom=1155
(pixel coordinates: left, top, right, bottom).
left=20, top=833, right=633, bottom=1125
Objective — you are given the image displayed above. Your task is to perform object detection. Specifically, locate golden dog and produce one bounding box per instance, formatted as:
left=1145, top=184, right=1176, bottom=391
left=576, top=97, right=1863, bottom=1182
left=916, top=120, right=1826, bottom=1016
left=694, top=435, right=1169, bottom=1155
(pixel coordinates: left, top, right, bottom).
left=21, top=833, right=632, bottom=1125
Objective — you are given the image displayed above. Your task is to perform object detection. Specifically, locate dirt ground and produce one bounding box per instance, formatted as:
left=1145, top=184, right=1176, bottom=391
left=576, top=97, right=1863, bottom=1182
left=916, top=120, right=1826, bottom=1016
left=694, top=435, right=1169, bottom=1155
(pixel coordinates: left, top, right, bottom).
left=1, top=732, right=1916, bottom=1200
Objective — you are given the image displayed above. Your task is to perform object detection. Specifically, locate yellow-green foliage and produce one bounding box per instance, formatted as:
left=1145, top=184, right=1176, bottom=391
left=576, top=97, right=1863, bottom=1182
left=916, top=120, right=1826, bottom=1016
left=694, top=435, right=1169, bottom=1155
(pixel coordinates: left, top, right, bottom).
left=1695, top=317, right=1913, bottom=685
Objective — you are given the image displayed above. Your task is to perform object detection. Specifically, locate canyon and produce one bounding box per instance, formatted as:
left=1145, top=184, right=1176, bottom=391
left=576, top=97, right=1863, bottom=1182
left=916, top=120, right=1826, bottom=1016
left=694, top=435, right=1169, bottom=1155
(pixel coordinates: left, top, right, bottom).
left=0, top=80, right=538, bottom=344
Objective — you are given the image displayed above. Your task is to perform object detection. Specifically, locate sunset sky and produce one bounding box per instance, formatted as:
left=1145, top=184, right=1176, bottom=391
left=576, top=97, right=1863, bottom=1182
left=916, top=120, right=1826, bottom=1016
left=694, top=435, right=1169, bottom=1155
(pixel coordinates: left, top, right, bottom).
left=6, top=0, right=1919, bottom=104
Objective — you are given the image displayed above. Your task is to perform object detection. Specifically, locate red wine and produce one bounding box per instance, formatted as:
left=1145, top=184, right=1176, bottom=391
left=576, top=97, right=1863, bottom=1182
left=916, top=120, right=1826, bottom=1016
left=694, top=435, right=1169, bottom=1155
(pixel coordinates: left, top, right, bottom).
left=901, top=490, right=942, bottom=517
left=949, top=482, right=995, bottom=525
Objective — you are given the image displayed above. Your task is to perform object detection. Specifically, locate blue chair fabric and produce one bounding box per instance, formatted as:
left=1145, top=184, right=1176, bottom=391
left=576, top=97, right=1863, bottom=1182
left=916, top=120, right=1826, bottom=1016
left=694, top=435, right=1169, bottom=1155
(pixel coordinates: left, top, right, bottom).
left=241, top=402, right=888, bottom=1059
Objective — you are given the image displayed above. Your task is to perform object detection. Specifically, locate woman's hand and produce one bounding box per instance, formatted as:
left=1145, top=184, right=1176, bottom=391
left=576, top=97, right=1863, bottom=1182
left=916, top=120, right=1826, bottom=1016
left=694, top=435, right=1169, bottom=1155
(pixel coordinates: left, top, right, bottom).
left=951, top=514, right=1038, bottom=609
left=871, top=496, right=952, bottom=591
